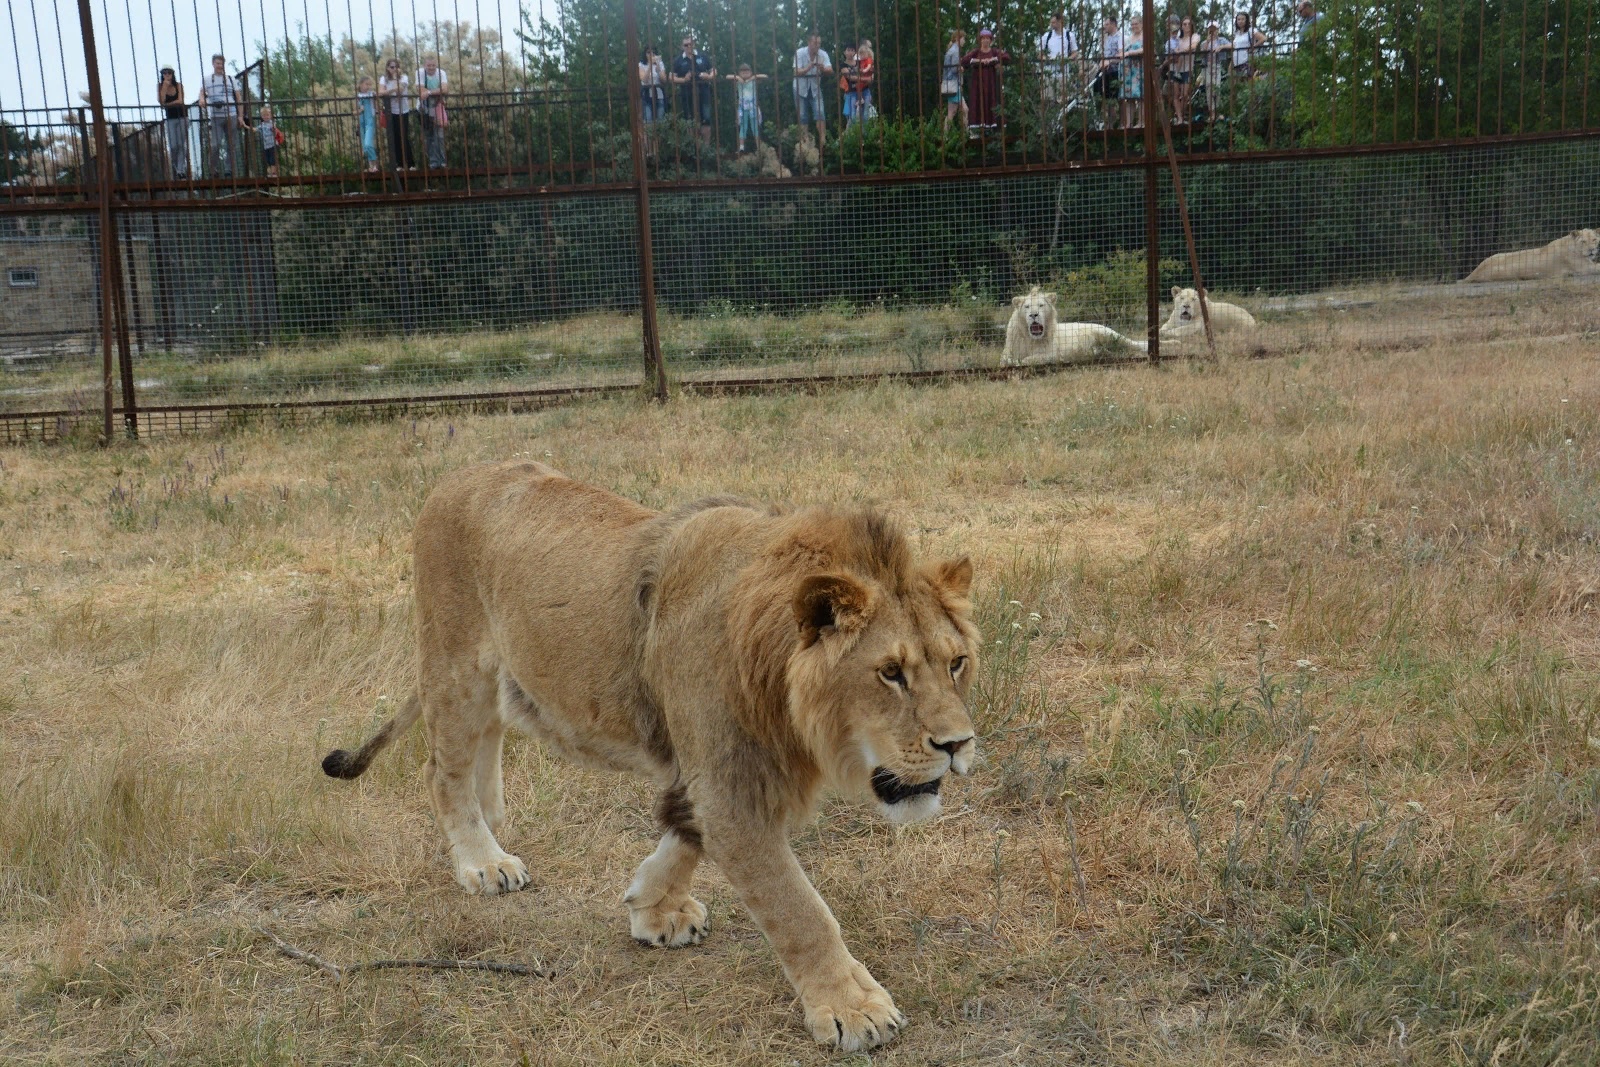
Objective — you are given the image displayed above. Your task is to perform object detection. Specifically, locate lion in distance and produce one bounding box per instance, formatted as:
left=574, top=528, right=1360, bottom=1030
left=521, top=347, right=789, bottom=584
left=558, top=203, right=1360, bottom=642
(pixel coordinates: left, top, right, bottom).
left=1463, top=228, right=1600, bottom=283
left=321, top=462, right=980, bottom=1051
left=1002, top=287, right=1147, bottom=365
left=1160, top=287, right=1258, bottom=340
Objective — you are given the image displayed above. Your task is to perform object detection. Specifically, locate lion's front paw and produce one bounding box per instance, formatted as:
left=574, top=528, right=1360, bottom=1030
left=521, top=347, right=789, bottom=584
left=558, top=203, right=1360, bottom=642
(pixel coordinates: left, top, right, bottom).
left=628, top=893, right=708, bottom=948
left=801, top=963, right=905, bottom=1051
left=453, top=850, right=529, bottom=896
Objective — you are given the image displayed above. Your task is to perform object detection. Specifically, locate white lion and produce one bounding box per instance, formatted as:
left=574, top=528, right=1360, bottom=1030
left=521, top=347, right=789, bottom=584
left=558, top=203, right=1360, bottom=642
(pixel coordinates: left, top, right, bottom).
left=1002, top=288, right=1147, bottom=366
left=1463, top=228, right=1600, bottom=283
left=1160, top=287, right=1257, bottom=340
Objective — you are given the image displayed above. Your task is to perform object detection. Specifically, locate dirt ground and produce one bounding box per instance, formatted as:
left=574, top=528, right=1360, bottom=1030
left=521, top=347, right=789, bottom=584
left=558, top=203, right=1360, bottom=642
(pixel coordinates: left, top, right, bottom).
left=1, top=328, right=1597, bottom=1064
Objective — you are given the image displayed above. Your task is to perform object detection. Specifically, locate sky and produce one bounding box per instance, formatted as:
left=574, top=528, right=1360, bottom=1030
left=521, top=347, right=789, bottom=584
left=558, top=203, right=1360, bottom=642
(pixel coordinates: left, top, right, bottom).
left=2, top=0, right=541, bottom=117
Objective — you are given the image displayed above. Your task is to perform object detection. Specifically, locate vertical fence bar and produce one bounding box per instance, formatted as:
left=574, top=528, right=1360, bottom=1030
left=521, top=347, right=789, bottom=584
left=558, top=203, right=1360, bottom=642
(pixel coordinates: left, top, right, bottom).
left=1157, top=90, right=1215, bottom=360
left=76, top=0, right=117, bottom=443
left=624, top=0, right=667, bottom=400
left=1141, top=0, right=1160, bottom=363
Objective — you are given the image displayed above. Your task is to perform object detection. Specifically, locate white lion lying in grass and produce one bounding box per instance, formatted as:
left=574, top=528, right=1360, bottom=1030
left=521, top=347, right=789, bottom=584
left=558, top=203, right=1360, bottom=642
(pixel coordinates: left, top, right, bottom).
left=1160, top=287, right=1257, bottom=340
left=1463, top=228, right=1600, bottom=283
left=1001, top=288, right=1147, bottom=366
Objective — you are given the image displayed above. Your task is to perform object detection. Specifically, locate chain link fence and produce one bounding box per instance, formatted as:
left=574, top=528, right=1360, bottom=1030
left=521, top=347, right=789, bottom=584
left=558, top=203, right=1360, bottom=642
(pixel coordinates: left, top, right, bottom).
left=2, top=0, right=1598, bottom=440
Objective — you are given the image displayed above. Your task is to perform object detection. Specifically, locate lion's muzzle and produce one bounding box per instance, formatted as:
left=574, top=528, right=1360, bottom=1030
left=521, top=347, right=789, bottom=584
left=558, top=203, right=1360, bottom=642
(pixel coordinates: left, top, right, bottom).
left=1027, top=319, right=1046, bottom=339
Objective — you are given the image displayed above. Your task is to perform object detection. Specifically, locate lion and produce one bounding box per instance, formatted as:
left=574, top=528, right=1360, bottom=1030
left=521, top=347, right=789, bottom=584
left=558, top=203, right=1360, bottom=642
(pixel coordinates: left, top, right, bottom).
left=1463, top=228, right=1600, bottom=283
left=1001, top=288, right=1147, bottom=366
left=320, top=462, right=980, bottom=1052
left=1160, top=287, right=1257, bottom=340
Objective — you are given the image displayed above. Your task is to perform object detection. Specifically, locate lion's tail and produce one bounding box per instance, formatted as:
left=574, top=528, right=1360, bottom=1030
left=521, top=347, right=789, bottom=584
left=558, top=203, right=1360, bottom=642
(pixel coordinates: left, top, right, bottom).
left=321, top=693, right=423, bottom=780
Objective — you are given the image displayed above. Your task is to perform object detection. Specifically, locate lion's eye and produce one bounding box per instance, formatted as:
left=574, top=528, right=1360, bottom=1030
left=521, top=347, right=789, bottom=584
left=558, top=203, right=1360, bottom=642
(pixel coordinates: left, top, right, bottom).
left=950, top=656, right=968, bottom=678
left=879, top=663, right=906, bottom=687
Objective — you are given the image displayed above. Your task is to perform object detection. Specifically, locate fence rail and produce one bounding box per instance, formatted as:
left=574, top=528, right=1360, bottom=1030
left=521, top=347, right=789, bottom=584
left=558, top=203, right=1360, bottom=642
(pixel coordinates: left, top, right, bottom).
left=2, top=0, right=1598, bottom=442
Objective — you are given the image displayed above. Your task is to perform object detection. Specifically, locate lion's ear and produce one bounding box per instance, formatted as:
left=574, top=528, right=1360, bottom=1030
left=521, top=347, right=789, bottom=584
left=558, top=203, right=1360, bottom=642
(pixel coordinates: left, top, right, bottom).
left=794, top=572, right=872, bottom=646
left=1171, top=286, right=1181, bottom=299
left=1042, top=292, right=1057, bottom=305
left=927, top=556, right=974, bottom=600
left=1012, top=295, right=1026, bottom=307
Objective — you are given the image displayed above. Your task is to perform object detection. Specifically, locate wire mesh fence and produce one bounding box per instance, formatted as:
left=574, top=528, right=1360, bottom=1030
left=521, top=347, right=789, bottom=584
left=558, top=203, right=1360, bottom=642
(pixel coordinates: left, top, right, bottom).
left=2, top=0, right=1598, bottom=440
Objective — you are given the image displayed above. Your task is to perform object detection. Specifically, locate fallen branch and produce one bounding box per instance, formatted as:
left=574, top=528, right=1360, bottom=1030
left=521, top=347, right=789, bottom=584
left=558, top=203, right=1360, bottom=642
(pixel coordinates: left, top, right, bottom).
left=259, top=928, right=550, bottom=981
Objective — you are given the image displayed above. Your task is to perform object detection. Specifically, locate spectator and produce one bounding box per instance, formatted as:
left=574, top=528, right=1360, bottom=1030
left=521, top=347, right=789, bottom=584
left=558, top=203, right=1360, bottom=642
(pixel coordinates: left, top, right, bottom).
left=856, top=40, right=876, bottom=121
left=1195, top=21, right=1231, bottom=122
left=251, top=103, right=280, bottom=177
left=1120, top=16, right=1145, bottom=130
left=1296, top=0, right=1324, bottom=43
left=724, top=63, right=768, bottom=153
left=839, top=45, right=860, bottom=125
left=941, top=29, right=968, bottom=133
left=416, top=55, right=449, bottom=170
left=960, top=28, right=1013, bottom=138
left=638, top=47, right=666, bottom=157
left=197, top=53, right=240, bottom=178
left=1164, top=15, right=1199, bottom=126
left=671, top=35, right=716, bottom=144
left=792, top=32, right=832, bottom=149
left=1231, top=12, right=1268, bottom=79
left=355, top=75, right=379, bottom=173
left=1092, top=16, right=1124, bottom=130
left=1037, top=11, right=1078, bottom=111
left=639, top=48, right=667, bottom=119
left=378, top=58, right=415, bottom=170
left=156, top=65, right=188, bottom=179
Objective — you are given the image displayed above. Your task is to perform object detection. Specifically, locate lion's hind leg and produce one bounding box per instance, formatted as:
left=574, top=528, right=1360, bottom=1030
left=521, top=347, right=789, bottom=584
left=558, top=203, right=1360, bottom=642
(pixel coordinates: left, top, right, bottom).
left=623, top=785, right=708, bottom=947
left=421, top=668, right=529, bottom=896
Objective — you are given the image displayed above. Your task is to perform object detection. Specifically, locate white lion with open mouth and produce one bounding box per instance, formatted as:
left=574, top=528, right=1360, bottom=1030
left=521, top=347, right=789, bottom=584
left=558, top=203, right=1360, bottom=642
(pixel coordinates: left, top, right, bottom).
left=1160, top=287, right=1257, bottom=340
left=1002, top=288, right=1147, bottom=366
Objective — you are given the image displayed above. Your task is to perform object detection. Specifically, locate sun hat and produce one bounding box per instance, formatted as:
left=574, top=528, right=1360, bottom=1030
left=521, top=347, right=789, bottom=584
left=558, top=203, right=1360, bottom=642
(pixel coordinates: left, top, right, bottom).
left=978, top=27, right=994, bottom=38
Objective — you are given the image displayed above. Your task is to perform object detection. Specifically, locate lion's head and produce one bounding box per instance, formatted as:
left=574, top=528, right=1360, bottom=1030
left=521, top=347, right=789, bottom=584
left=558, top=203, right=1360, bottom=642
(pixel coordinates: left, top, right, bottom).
left=1002, top=288, right=1059, bottom=365
left=735, top=511, right=980, bottom=825
left=1169, top=286, right=1206, bottom=325
left=1574, top=228, right=1600, bottom=261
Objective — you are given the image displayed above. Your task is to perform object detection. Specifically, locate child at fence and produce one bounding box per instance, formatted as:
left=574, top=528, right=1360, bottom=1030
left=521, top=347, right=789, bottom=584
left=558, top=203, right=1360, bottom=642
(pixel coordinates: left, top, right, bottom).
left=839, top=45, right=860, bottom=124
left=725, top=63, right=768, bottom=153
left=253, top=103, right=282, bottom=177
left=941, top=29, right=968, bottom=133
left=356, top=76, right=379, bottom=173
left=855, top=41, right=876, bottom=122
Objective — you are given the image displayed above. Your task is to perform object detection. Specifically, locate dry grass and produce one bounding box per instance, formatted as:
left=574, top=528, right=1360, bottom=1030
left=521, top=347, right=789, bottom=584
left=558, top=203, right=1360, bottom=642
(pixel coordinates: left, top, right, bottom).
left=2, top=329, right=1598, bottom=1065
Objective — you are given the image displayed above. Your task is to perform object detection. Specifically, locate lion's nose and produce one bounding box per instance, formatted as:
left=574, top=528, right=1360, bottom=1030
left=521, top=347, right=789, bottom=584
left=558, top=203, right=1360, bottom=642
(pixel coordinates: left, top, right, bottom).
left=930, top=734, right=974, bottom=758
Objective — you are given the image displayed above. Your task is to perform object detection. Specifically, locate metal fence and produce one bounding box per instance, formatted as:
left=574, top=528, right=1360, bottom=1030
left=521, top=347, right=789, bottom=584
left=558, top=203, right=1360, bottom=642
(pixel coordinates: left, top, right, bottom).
left=2, top=0, right=1598, bottom=441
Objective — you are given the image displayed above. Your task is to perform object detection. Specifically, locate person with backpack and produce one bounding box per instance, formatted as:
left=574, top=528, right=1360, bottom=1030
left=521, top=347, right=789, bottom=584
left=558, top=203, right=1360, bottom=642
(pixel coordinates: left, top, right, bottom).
left=197, top=54, right=240, bottom=178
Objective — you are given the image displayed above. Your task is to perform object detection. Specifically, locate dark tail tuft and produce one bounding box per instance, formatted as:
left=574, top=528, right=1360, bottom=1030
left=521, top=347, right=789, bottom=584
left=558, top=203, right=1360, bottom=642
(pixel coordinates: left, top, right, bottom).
left=318, top=694, right=422, bottom=782
left=321, top=748, right=369, bottom=779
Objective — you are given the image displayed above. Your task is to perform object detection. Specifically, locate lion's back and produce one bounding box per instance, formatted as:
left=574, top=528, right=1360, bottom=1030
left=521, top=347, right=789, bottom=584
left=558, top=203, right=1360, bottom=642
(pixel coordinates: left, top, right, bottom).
left=1465, top=231, right=1600, bottom=282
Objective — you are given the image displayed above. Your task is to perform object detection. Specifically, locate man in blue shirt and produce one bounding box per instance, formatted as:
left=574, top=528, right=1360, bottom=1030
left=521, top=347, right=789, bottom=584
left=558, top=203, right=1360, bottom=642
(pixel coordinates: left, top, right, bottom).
left=671, top=35, right=717, bottom=143
left=1296, top=1, right=1324, bottom=43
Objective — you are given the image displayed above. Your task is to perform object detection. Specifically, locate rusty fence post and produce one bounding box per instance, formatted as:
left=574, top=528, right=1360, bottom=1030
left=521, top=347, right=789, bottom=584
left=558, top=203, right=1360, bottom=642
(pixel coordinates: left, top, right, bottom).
left=1156, top=100, right=1217, bottom=360
left=77, top=0, right=118, bottom=443
left=1141, top=0, right=1161, bottom=363
left=623, top=0, right=668, bottom=401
